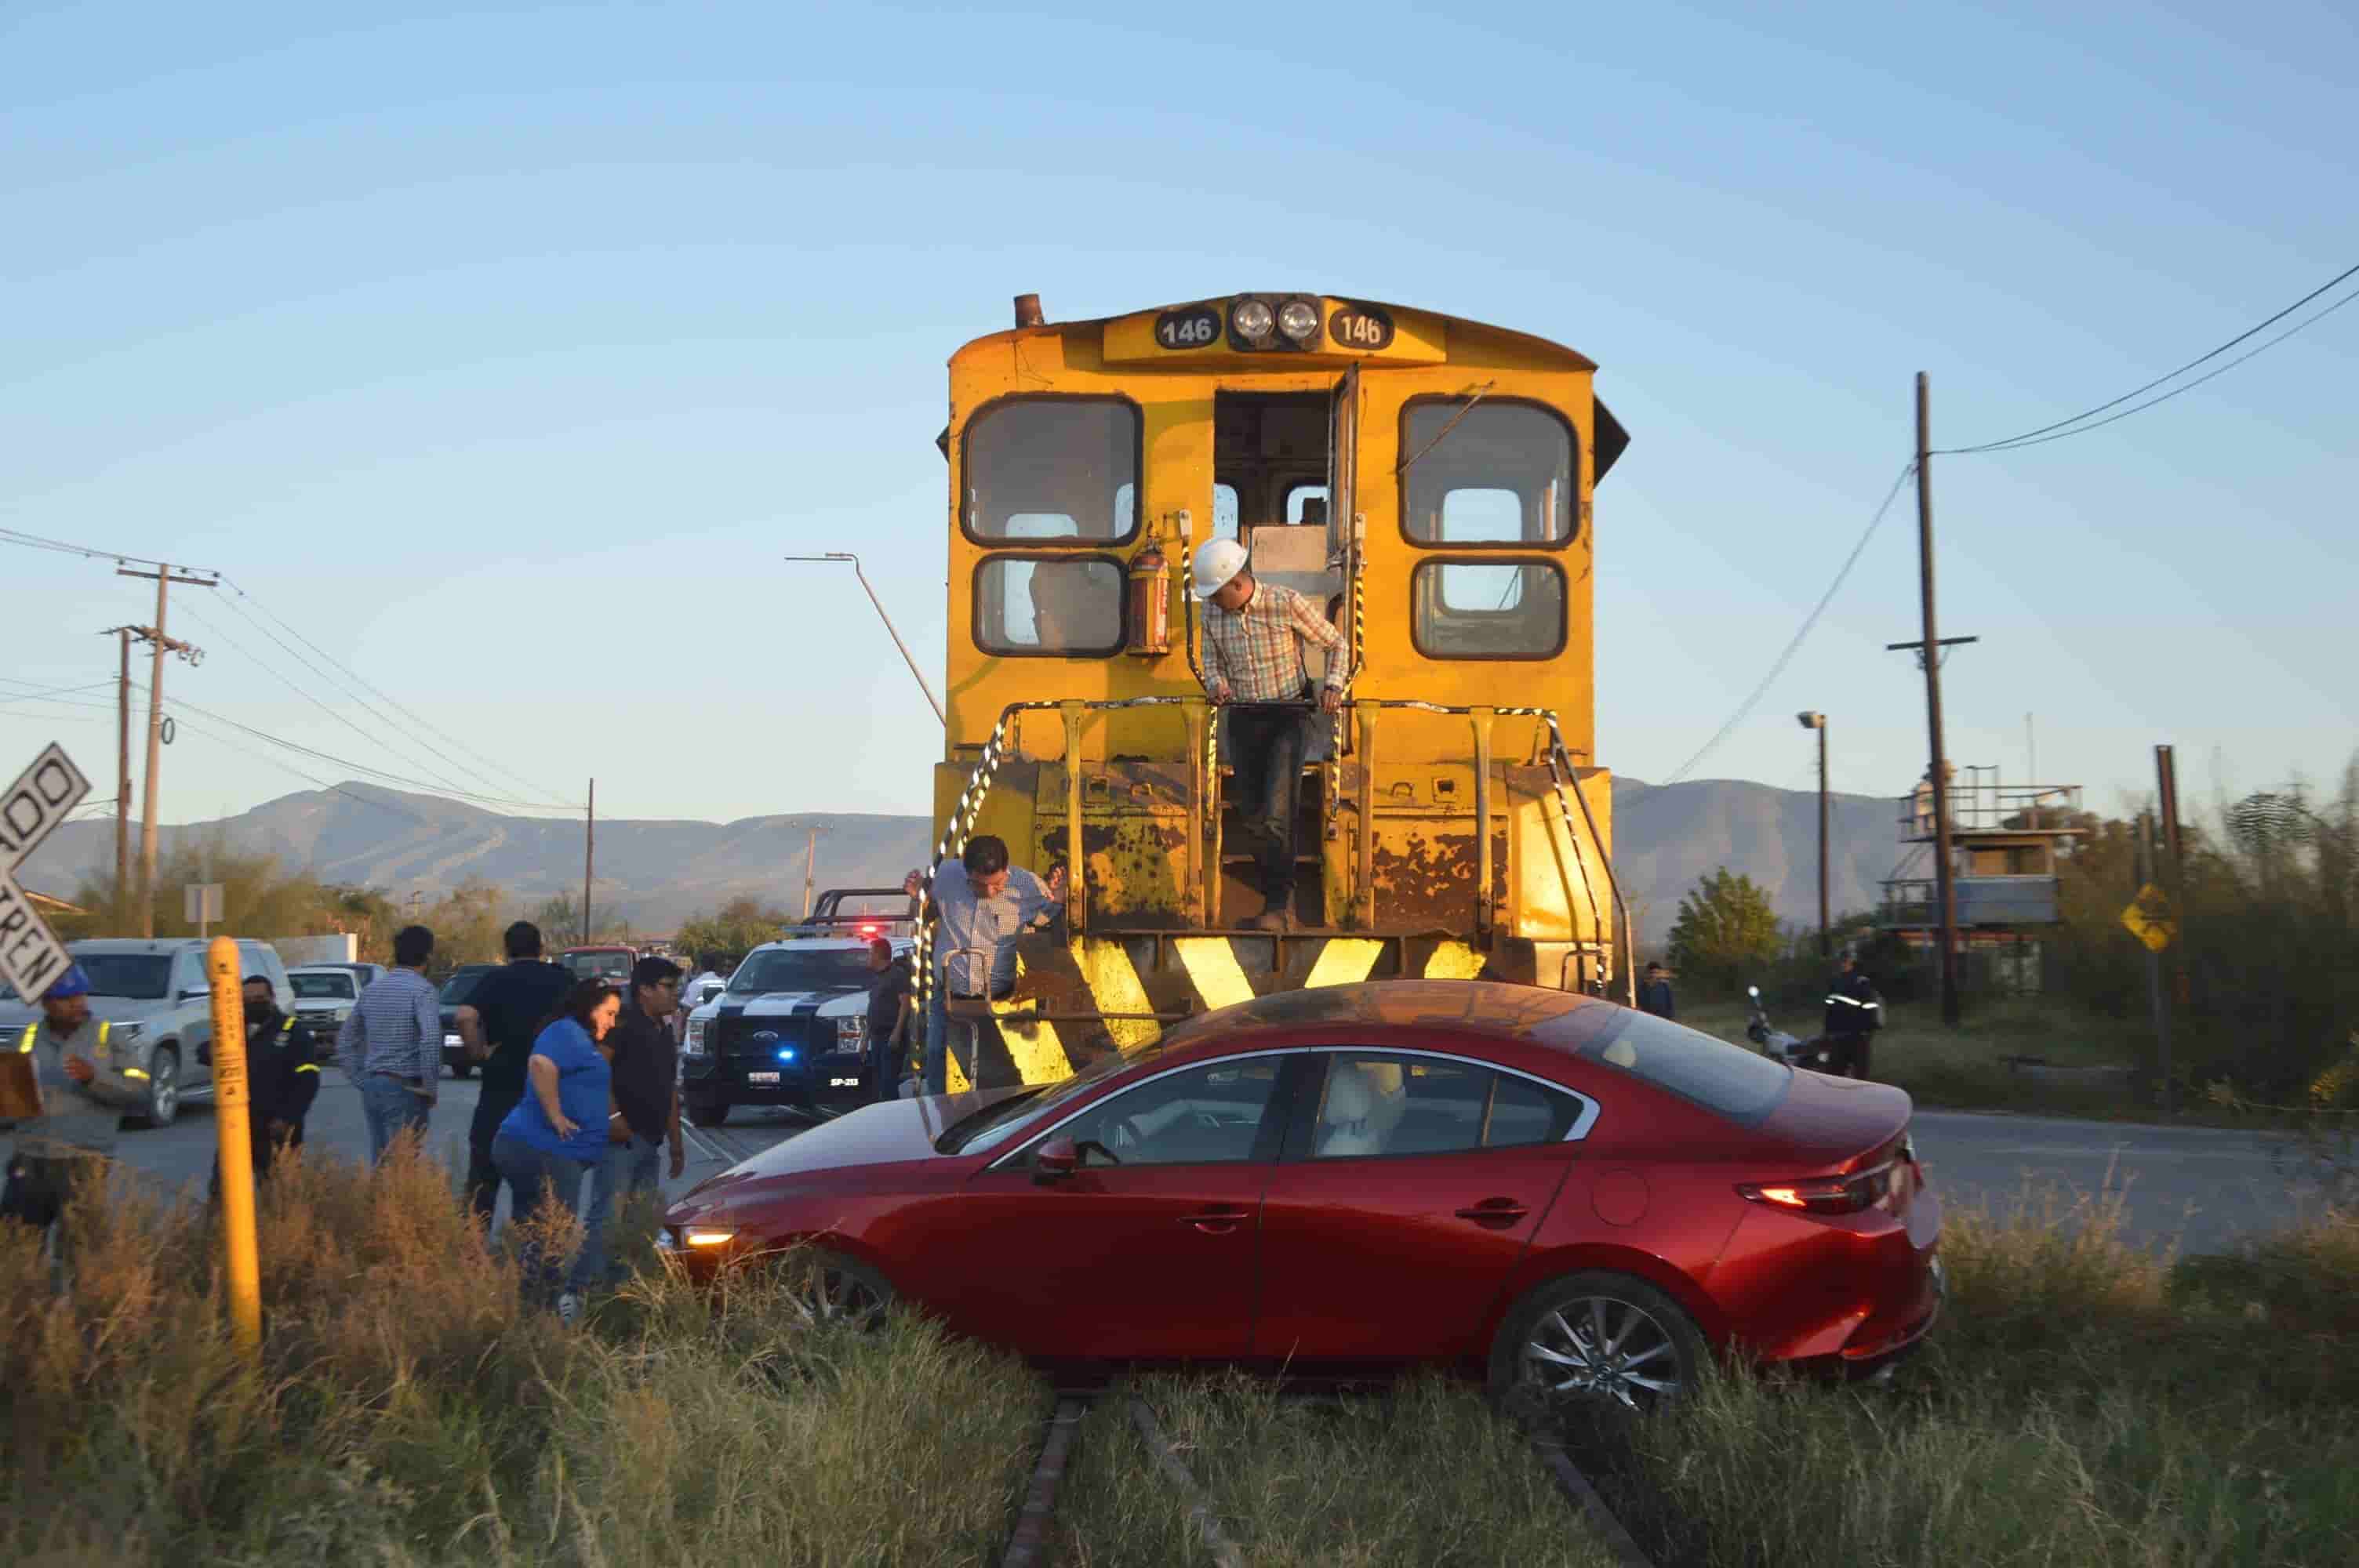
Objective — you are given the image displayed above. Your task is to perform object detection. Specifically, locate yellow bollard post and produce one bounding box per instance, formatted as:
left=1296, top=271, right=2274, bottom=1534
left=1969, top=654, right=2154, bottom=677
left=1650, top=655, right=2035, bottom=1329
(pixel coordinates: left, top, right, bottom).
left=205, top=936, right=262, bottom=1356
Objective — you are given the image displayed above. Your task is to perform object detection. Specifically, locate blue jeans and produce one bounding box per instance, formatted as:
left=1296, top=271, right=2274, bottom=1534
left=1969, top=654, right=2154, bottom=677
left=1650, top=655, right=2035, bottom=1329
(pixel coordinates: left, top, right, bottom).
left=490, top=1132, right=593, bottom=1304
left=359, top=1074, right=433, bottom=1165
left=576, top=1134, right=662, bottom=1292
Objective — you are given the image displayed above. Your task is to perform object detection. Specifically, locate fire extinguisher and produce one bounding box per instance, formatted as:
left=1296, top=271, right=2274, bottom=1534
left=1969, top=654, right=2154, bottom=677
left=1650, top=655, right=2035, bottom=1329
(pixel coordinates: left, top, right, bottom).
left=1127, top=532, right=1172, bottom=657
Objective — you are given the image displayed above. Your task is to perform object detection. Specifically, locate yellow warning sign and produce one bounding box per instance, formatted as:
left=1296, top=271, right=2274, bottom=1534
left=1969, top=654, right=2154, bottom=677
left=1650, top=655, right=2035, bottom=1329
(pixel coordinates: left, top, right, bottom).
left=2120, top=883, right=2177, bottom=952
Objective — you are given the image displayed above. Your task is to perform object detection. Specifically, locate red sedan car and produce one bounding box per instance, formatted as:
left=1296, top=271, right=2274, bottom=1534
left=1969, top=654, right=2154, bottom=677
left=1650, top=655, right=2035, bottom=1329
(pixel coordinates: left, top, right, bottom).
left=663, top=980, right=1943, bottom=1409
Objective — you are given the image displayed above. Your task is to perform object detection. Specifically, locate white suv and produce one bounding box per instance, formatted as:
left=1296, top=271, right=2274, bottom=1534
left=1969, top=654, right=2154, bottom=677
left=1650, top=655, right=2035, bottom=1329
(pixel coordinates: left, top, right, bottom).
left=0, top=938, right=293, bottom=1129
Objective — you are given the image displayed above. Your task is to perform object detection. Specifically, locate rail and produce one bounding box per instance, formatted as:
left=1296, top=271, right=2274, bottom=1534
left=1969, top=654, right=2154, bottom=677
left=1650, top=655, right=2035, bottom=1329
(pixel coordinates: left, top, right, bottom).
left=1896, top=782, right=2085, bottom=839
left=914, top=695, right=1633, bottom=1018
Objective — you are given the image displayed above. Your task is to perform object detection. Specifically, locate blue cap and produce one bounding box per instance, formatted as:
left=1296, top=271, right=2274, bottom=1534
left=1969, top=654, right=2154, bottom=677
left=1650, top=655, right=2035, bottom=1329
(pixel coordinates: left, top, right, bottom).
left=44, top=964, right=93, bottom=1000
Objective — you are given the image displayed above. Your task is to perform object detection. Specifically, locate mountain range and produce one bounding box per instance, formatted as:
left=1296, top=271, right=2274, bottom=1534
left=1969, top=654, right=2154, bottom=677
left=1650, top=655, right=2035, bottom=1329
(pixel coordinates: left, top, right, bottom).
left=23, top=777, right=1907, bottom=948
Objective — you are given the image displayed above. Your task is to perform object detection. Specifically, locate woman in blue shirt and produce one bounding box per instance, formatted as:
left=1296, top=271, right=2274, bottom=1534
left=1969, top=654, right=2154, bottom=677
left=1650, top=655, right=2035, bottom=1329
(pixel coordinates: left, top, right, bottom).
left=491, top=980, right=620, bottom=1314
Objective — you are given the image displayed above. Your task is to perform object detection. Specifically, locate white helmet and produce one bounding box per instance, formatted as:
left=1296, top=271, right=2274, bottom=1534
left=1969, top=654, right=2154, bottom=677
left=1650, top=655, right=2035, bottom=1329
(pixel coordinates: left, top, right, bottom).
left=1191, top=538, right=1249, bottom=600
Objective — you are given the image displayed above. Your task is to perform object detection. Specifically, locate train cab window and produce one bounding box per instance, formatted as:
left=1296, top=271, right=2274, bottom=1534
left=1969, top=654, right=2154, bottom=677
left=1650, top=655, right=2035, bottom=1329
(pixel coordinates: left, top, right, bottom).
left=963, top=397, right=1140, bottom=543
left=976, top=556, right=1125, bottom=656
left=1399, top=400, right=1577, bottom=549
left=1412, top=560, right=1566, bottom=660
left=1285, top=483, right=1329, bottom=525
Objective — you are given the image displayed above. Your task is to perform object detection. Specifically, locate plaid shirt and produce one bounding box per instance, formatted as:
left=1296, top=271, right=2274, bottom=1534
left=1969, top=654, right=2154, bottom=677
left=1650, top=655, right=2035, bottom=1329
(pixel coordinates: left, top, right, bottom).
left=1201, top=583, right=1345, bottom=702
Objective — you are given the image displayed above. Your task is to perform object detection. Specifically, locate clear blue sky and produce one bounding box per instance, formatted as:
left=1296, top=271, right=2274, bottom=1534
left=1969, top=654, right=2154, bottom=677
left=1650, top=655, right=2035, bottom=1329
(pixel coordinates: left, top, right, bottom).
left=4, top=1, right=2352, bottom=844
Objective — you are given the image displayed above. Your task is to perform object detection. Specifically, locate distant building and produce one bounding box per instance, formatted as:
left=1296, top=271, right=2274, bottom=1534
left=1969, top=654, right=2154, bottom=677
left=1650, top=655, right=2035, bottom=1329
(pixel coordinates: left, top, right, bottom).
left=1877, top=776, right=2088, bottom=993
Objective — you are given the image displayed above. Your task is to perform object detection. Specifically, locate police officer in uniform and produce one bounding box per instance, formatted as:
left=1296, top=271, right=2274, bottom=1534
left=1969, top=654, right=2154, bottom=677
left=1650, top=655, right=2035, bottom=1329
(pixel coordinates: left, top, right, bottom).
left=1821, top=951, right=1885, bottom=1080
left=2, top=964, right=137, bottom=1256
left=205, top=972, right=325, bottom=1195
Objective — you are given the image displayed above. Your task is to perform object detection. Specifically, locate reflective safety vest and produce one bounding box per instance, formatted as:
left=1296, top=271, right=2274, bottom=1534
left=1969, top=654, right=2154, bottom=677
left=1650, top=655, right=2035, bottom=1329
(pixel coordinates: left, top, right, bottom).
left=280, top=1016, right=322, bottom=1075
left=16, top=1020, right=115, bottom=1058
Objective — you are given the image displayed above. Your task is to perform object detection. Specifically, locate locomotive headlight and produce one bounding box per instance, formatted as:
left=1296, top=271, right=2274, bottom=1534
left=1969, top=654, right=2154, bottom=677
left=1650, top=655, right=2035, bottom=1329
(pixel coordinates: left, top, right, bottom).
left=1230, top=299, right=1274, bottom=339
left=1277, top=299, right=1319, bottom=341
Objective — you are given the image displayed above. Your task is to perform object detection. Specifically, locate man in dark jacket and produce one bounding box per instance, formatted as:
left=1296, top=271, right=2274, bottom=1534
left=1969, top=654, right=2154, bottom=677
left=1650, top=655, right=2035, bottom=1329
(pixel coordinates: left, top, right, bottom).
left=1636, top=963, right=1676, bottom=1020
left=864, top=938, right=913, bottom=1103
left=453, top=921, right=576, bottom=1224
left=572, top=956, right=684, bottom=1301
left=1821, top=953, right=1884, bottom=1080
left=209, top=972, right=325, bottom=1195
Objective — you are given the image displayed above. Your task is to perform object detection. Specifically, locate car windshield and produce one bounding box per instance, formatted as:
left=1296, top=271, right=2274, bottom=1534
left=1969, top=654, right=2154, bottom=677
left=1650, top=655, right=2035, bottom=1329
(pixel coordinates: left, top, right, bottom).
left=728, top=948, right=878, bottom=994
left=67, top=953, right=175, bottom=1001
left=941, top=1041, right=1161, bottom=1156
left=290, top=974, right=356, bottom=1000
left=564, top=952, right=635, bottom=981
left=1547, top=1007, right=1793, bottom=1126
left=439, top=969, right=493, bottom=1004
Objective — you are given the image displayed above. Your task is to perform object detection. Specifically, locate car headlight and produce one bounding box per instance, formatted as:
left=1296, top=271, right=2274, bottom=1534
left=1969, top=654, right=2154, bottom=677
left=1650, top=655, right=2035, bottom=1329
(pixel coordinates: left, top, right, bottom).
left=107, top=1022, right=144, bottom=1051
left=685, top=1017, right=708, bottom=1057
left=837, top=1014, right=867, bottom=1045
left=682, top=1225, right=737, bottom=1248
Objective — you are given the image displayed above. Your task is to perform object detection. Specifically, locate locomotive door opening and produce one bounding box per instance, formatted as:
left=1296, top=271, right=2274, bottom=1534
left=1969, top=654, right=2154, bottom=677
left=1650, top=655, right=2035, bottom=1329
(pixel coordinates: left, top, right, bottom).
left=1212, top=387, right=1342, bottom=927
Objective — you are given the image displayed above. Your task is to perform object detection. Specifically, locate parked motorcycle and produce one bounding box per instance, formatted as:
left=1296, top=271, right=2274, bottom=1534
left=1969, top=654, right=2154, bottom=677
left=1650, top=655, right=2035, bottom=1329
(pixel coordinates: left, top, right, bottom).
left=1745, top=984, right=1837, bottom=1072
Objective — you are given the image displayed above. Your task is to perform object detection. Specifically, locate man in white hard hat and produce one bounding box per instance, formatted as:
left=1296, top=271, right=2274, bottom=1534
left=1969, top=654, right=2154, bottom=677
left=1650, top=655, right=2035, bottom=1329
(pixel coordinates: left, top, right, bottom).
left=1191, top=536, right=1346, bottom=931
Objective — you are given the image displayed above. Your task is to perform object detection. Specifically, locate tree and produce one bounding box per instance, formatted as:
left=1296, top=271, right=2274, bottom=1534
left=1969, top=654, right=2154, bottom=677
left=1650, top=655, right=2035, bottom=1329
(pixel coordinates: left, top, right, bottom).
left=676, top=896, right=791, bottom=963
left=533, top=893, right=583, bottom=945
left=1666, top=866, right=1783, bottom=996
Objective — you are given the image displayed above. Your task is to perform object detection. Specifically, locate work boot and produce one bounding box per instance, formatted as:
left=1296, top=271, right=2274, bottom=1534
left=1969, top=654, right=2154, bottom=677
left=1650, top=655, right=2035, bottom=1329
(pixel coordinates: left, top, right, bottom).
left=1240, top=908, right=1289, bottom=932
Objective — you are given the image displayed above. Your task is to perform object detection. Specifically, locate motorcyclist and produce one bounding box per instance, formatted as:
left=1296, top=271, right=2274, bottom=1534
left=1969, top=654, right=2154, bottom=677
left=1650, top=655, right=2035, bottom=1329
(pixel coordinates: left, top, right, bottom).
left=1821, top=951, right=1884, bottom=1080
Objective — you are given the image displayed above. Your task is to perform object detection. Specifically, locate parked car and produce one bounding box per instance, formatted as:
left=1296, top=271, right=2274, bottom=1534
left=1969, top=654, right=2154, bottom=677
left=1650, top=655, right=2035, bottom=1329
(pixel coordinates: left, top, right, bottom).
left=663, top=980, right=1943, bottom=1409
left=287, top=964, right=365, bottom=1038
left=435, top=963, right=501, bottom=1078
left=559, top=946, right=638, bottom=989
left=0, top=938, right=293, bottom=1129
left=322, top=961, right=386, bottom=991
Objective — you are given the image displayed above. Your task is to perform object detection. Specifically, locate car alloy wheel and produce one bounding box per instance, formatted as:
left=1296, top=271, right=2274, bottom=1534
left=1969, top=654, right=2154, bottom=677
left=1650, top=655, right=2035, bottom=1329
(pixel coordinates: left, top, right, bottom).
left=1523, top=1294, right=1684, bottom=1410
left=1491, top=1269, right=1704, bottom=1417
left=145, top=1049, right=180, bottom=1128
left=773, top=1249, right=895, bottom=1330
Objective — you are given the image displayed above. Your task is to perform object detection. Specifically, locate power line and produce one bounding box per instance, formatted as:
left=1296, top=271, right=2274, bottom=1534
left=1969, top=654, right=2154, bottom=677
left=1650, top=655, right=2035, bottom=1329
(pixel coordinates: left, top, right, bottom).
left=1664, top=463, right=1917, bottom=786
left=0, top=524, right=220, bottom=578
left=1946, top=285, right=2359, bottom=455
left=163, top=688, right=582, bottom=818
left=173, top=597, right=570, bottom=811
left=219, top=576, right=565, bottom=804
left=1939, top=260, right=2359, bottom=454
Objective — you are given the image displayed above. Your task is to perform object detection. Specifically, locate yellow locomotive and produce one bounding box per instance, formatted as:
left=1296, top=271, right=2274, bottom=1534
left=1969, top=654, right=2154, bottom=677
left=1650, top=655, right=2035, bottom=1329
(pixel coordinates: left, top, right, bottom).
left=925, top=292, right=1631, bottom=1092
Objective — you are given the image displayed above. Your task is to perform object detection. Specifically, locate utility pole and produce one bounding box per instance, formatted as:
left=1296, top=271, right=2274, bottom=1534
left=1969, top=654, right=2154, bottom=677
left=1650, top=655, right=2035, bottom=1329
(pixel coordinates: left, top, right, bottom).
left=2156, top=743, right=2189, bottom=1009
left=114, top=628, right=133, bottom=927
left=1797, top=712, right=1829, bottom=956
left=114, top=564, right=217, bottom=937
left=1914, top=375, right=1962, bottom=1025
left=583, top=779, right=596, bottom=946
left=802, top=825, right=820, bottom=919
left=783, top=554, right=947, bottom=726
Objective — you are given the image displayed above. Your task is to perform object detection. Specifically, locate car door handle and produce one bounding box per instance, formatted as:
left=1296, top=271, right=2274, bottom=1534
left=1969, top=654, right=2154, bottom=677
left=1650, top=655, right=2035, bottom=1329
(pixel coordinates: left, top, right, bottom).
left=1178, top=1206, right=1253, bottom=1234
left=1453, top=1200, right=1530, bottom=1227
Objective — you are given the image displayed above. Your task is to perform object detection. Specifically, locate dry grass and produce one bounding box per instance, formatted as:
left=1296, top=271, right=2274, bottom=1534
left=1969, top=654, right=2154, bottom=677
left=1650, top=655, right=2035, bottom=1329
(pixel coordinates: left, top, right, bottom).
left=0, top=1135, right=1045, bottom=1566
left=1680, top=993, right=2188, bottom=1120
left=1589, top=1186, right=2359, bottom=1568
left=1052, top=1371, right=1615, bottom=1568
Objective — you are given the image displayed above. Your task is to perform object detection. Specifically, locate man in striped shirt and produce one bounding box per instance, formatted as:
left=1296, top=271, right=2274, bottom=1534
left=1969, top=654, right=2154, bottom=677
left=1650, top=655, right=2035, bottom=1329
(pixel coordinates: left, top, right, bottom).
left=1192, top=538, right=1346, bottom=931
left=336, top=924, right=442, bottom=1164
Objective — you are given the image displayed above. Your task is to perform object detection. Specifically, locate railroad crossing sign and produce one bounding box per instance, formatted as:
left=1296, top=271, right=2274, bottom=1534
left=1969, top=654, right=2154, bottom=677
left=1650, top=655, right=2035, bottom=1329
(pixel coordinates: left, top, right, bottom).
left=0, top=742, right=94, bottom=1000
left=2120, top=881, right=2178, bottom=953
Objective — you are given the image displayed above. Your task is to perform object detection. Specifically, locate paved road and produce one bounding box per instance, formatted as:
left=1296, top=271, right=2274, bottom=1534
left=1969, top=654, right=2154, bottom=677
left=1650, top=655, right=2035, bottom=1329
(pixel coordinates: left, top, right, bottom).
left=98, top=1069, right=822, bottom=1223
left=101, top=1078, right=2317, bottom=1258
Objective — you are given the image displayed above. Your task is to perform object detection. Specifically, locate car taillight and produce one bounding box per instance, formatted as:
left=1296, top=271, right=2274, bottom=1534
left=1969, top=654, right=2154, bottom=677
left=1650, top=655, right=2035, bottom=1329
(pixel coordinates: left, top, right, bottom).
left=1739, top=1166, right=1892, bottom=1217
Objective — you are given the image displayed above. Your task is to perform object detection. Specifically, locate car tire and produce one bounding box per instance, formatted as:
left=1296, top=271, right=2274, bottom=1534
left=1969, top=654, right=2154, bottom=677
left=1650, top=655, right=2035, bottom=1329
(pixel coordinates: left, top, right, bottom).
left=1488, top=1269, right=1708, bottom=1418
left=770, top=1247, right=896, bottom=1329
left=131, top=1046, right=182, bottom=1130
left=686, top=1095, right=731, bottom=1127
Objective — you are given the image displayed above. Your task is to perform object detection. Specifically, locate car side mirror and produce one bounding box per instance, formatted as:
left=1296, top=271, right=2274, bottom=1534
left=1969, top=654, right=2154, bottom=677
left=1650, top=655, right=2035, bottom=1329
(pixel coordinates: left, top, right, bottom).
left=180, top=988, right=209, bottom=1001
left=1033, top=1137, right=1079, bottom=1185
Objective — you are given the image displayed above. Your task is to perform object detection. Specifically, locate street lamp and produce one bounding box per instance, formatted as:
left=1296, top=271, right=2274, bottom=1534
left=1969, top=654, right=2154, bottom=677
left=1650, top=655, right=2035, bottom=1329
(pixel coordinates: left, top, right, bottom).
left=1797, top=712, right=1829, bottom=957
left=783, top=553, right=946, bottom=727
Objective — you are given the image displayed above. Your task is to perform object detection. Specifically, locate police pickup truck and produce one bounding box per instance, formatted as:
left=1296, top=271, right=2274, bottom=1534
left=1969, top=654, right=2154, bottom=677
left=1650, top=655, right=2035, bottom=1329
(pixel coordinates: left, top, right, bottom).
left=679, top=926, right=909, bottom=1127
